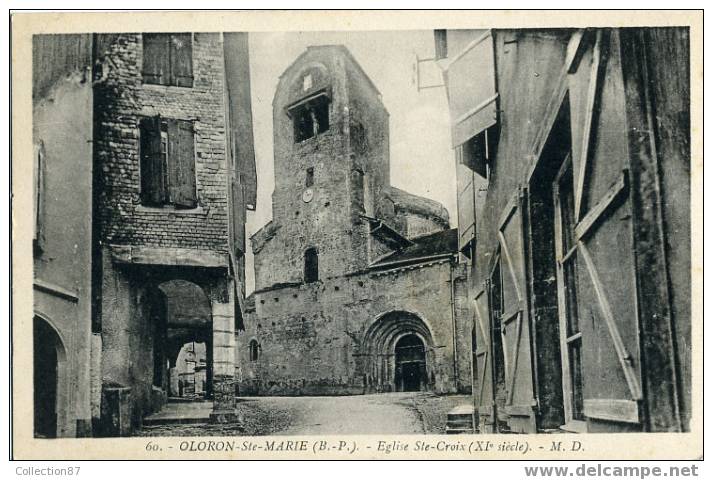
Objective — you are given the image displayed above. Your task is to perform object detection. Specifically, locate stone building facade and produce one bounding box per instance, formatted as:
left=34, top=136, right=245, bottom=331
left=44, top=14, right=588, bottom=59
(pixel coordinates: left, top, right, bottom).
left=237, top=46, right=471, bottom=396
left=32, top=34, right=96, bottom=438
left=31, top=32, right=257, bottom=436
left=438, top=28, right=691, bottom=433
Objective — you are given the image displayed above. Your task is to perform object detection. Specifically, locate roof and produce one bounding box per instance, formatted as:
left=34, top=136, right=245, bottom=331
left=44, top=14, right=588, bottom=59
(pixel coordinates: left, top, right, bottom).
left=382, top=186, right=450, bottom=225
left=370, top=228, right=458, bottom=269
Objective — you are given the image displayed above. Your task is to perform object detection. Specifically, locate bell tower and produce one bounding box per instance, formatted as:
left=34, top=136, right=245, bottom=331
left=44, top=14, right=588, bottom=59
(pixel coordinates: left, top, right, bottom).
left=253, top=45, right=391, bottom=289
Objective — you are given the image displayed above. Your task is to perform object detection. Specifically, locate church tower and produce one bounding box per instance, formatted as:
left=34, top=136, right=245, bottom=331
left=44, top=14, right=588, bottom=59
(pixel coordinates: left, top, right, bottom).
left=252, top=46, right=391, bottom=289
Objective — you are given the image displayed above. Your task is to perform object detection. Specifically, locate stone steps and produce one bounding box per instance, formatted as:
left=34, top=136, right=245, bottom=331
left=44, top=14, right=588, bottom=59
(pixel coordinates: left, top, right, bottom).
left=446, top=404, right=475, bottom=434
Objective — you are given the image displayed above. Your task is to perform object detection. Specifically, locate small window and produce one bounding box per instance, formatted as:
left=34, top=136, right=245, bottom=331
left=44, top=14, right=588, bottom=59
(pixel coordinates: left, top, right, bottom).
left=140, top=116, right=197, bottom=208
left=434, top=30, right=448, bottom=60
left=303, top=74, right=313, bottom=91
left=292, top=96, right=330, bottom=143
left=304, top=247, right=319, bottom=283
left=249, top=340, right=259, bottom=362
left=143, top=33, right=193, bottom=87
left=305, top=167, right=314, bottom=187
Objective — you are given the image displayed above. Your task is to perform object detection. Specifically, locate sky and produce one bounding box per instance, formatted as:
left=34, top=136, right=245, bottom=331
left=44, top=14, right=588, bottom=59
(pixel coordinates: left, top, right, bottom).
left=245, top=30, right=456, bottom=294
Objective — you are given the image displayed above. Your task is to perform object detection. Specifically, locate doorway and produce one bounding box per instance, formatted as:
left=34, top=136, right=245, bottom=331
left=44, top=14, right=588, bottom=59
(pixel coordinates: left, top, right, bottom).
left=33, top=316, right=63, bottom=438
left=395, top=334, right=426, bottom=392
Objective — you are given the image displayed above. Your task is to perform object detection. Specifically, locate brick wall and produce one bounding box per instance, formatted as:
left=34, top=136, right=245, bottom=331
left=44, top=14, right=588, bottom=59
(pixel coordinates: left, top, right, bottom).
left=95, top=33, right=229, bottom=252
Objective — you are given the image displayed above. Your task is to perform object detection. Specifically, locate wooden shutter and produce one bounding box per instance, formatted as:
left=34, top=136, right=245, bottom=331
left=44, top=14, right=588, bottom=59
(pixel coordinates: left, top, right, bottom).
left=444, top=30, right=498, bottom=148
left=167, top=119, right=197, bottom=208
left=231, top=176, right=246, bottom=254
left=472, top=285, right=494, bottom=432
left=568, top=30, right=643, bottom=425
left=170, top=33, right=193, bottom=87
left=456, top=163, right=476, bottom=253
left=497, top=189, right=537, bottom=433
left=142, top=34, right=170, bottom=85
left=139, top=116, right=165, bottom=205
left=33, top=142, right=45, bottom=245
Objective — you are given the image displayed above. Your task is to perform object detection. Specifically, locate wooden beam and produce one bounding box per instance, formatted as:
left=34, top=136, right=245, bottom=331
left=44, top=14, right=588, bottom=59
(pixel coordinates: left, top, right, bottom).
left=574, top=170, right=629, bottom=241
left=110, top=244, right=229, bottom=268
left=584, top=399, right=640, bottom=424
left=574, top=29, right=605, bottom=221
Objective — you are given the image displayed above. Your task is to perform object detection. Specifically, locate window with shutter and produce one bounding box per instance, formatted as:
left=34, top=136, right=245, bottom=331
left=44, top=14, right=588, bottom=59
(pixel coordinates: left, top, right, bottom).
left=142, top=33, right=193, bottom=87
left=562, top=30, right=643, bottom=429
left=444, top=30, right=499, bottom=150
left=143, top=34, right=170, bottom=85
left=554, top=156, right=586, bottom=429
left=167, top=119, right=197, bottom=208
left=139, top=116, right=166, bottom=205
left=170, top=33, right=193, bottom=87
left=140, top=116, right=197, bottom=208
left=33, top=141, right=45, bottom=250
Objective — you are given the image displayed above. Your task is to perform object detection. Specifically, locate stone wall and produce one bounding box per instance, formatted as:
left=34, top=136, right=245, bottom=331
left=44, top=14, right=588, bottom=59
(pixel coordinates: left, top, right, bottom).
left=253, top=47, right=392, bottom=290
left=237, top=259, right=471, bottom=396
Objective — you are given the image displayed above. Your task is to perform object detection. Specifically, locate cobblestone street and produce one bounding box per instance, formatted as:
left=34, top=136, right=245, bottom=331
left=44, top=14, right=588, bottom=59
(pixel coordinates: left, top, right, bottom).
left=138, top=393, right=472, bottom=437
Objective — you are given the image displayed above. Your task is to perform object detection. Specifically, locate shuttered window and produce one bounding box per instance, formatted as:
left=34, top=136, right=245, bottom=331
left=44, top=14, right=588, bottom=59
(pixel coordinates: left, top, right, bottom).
left=444, top=30, right=498, bottom=150
left=139, top=116, right=197, bottom=208
left=554, top=156, right=585, bottom=424
left=33, top=142, right=45, bottom=249
left=143, top=33, right=193, bottom=87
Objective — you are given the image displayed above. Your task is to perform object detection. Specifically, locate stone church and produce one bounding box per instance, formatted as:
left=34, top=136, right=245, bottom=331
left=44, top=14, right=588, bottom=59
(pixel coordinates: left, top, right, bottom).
left=237, top=46, right=472, bottom=396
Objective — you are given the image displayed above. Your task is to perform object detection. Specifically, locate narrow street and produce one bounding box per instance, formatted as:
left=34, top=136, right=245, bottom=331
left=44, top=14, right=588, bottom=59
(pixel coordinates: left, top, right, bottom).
left=138, top=393, right=472, bottom=437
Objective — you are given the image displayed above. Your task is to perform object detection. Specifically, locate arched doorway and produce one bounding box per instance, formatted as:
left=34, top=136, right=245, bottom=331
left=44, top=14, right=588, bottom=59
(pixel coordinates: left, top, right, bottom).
left=33, top=316, right=66, bottom=438
left=395, top=334, right=426, bottom=392
left=362, top=311, right=434, bottom=393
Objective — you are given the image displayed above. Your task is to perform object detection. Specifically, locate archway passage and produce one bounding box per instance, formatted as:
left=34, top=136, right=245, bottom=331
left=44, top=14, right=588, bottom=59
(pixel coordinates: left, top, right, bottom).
left=395, top=334, right=426, bottom=392
left=33, top=316, right=63, bottom=438
left=149, top=280, right=213, bottom=411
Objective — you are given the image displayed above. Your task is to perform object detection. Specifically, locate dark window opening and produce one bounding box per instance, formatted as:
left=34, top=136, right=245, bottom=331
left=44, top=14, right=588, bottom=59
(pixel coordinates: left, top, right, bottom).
left=140, top=116, right=197, bottom=208
left=461, top=126, right=498, bottom=180
left=304, top=247, right=319, bottom=283
left=306, top=167, right=314, bottom=187
left=249, top=340, right=259, bottom=362
left=490, top=260, right=508, bottom=430
left=142, top=33, right=193, bottom=87
left=292, top=96, right=330, bottom=142
left=434, top=30, right=448, bottom=60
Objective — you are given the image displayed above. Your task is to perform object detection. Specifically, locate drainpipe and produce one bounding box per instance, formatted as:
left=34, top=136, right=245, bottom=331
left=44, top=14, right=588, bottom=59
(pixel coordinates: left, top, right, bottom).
left=449, top=255, right=459, bottom=392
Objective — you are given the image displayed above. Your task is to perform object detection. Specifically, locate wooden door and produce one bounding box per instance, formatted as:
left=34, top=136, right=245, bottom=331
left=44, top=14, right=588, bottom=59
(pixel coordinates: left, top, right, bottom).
left=563, top=29, right=643, bottom=429
left=497, top=189, right=537, bottom=432
left=472, top=285, right=493, bottom=432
